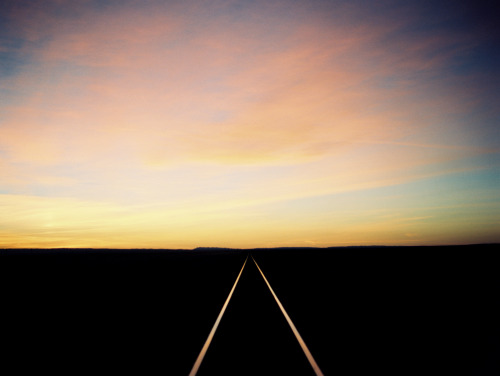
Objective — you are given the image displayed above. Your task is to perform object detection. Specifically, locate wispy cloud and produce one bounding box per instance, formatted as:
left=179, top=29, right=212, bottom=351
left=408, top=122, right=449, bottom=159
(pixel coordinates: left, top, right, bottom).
left=1, top=0, right=499, bottom=247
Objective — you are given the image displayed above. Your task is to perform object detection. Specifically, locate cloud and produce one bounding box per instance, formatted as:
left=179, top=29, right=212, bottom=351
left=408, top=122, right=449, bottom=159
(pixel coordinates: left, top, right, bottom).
left=1, top=0, right=499, bottom=247
left=1, top=0, right=491, bottom=176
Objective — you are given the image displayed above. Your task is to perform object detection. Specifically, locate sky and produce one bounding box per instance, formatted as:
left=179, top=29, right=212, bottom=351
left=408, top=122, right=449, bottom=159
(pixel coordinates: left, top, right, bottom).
left=1, top=0, right=499, bottom=248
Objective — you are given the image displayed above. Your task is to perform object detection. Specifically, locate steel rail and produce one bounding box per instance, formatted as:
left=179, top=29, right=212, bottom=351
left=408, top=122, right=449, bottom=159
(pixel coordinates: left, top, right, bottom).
left=251, top=254, right=324, bottom=376
left=188, top=254, right=248, bottom=376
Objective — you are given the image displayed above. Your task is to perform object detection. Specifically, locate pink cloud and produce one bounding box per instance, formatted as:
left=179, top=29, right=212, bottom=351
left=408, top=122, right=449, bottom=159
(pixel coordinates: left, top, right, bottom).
left=1, top=0, right=494, bottom=208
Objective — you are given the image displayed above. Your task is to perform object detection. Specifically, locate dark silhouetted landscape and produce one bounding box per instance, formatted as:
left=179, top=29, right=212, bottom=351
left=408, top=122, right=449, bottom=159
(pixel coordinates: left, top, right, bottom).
left=2, top=245, right=499, bottom=375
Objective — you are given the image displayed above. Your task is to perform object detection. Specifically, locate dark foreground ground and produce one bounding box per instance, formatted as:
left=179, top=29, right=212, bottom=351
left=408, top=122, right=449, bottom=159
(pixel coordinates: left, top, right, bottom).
left=2, top=245, right=499, bottom=375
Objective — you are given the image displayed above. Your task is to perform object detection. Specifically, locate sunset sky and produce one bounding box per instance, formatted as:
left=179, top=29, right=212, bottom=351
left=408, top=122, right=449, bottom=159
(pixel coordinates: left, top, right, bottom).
left=1, top=0, right=499, bottom=248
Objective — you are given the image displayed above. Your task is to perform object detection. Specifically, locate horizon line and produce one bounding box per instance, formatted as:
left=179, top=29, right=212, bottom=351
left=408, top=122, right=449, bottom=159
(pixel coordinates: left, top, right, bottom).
left=1, top=243, right=498, bottom=252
